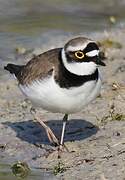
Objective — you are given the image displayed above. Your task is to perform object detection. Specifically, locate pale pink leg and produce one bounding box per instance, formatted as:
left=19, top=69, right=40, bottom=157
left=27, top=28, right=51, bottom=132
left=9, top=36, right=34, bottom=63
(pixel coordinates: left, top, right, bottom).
left=31, top=108, right=59, bottom=146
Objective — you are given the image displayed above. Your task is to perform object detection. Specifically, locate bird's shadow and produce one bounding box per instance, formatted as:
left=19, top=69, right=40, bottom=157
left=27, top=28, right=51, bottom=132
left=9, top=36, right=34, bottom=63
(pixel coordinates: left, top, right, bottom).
left=3, top=118, right=99, bottom=145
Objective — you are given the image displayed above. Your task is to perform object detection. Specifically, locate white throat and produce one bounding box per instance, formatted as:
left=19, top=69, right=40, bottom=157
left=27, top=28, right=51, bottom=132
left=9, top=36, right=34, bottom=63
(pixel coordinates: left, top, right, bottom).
left=61, top=48, right=97, bottom=76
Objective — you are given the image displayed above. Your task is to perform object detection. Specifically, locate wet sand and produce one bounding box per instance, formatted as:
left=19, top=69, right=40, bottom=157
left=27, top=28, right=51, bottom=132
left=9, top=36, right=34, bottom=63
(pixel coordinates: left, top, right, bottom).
left=0, top=28, right=125, bottom=180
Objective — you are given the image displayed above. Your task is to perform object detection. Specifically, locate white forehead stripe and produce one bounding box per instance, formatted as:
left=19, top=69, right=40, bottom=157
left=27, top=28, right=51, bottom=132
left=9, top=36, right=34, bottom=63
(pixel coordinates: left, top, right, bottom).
left=66, top=40, right=94, bottom=52
left=86, top=50, right=99, bottom=57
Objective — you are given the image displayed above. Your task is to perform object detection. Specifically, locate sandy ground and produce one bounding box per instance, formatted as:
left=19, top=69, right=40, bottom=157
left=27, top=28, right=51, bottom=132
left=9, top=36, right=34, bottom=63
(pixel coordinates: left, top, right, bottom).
left=0, top=28, right=125, bottom=180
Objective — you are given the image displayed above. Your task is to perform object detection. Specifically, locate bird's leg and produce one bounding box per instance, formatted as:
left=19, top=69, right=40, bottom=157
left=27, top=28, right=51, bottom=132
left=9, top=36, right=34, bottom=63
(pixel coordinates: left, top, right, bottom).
left=30, top=108, right=59, bottom=146
left=59, top=114, right=68, bottom=151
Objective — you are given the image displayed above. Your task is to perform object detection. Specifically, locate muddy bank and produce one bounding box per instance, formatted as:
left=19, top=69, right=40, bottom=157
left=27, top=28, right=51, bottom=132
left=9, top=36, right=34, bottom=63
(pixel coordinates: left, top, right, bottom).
left=0, top=28, right=125, bottom=179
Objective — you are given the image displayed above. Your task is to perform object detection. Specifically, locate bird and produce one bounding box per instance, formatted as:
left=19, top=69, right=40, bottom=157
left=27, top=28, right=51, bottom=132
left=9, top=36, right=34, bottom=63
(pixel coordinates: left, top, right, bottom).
left=4, top=37, right=105, bottom=152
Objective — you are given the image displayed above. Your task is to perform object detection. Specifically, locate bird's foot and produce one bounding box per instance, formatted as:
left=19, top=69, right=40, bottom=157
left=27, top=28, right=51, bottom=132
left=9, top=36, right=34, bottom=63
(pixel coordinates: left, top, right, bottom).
left=57, top=143, right=70, bottom=158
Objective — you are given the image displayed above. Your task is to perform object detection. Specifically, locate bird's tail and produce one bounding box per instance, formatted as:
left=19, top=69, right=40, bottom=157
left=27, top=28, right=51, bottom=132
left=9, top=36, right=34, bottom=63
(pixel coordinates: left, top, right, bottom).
left=4, top=63, right=24, bottom=77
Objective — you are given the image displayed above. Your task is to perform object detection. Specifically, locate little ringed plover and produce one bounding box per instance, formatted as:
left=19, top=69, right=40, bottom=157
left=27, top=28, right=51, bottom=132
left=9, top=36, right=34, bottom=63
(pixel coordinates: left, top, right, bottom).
left=4, top=37, right=105, bottom=151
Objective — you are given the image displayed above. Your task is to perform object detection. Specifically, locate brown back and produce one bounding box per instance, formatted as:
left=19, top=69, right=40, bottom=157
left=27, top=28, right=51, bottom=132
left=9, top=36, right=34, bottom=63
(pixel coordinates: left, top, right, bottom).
left=18, top=48, right=61, bottom=85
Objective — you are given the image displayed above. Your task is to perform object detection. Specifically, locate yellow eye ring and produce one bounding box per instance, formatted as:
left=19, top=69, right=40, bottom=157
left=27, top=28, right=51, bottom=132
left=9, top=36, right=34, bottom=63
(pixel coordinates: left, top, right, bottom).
left=75, top=51, right=84, bottom=59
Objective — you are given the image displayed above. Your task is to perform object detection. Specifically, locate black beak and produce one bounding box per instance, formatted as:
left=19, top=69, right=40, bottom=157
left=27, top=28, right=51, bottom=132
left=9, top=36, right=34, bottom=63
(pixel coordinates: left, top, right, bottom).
left=96, top=56, right=106, bottom=66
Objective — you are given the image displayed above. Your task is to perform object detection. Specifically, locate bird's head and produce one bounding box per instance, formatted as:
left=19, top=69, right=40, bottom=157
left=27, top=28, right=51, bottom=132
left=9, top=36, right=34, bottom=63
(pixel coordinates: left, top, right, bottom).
left=62, top=37, right=105, bottom=76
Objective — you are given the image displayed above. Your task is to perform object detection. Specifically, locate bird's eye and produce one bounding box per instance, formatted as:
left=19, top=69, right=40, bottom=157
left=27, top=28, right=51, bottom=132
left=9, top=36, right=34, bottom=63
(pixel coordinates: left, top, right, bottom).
left=75, top=51, right=84, bottom=59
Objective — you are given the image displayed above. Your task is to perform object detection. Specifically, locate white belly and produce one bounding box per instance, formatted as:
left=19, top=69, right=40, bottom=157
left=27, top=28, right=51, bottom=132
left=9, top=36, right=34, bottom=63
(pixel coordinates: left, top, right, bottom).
left=19, top=75, right=101, bottom=114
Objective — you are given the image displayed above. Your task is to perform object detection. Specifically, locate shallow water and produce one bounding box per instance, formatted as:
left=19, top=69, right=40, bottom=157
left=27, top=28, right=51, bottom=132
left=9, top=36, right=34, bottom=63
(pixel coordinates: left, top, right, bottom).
left=0, top=162, right=57, bottom=180
left=0, top=0, right=125, bottom=62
